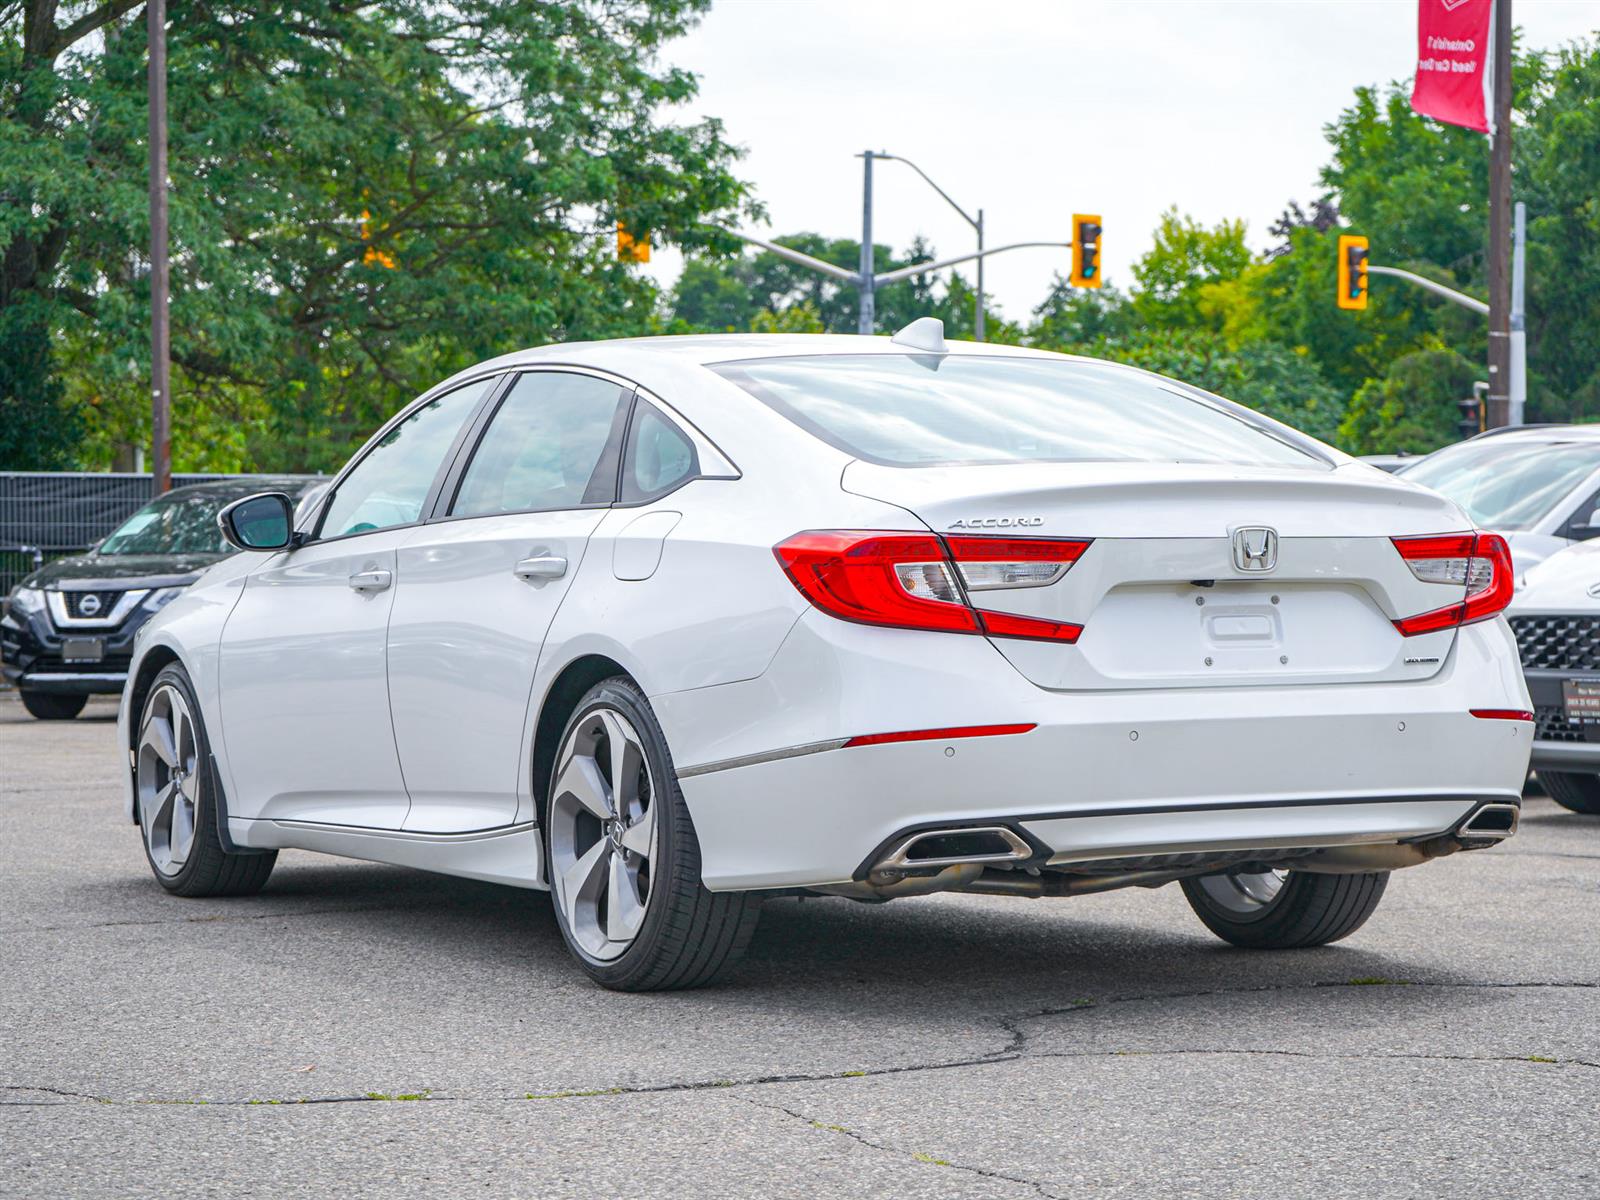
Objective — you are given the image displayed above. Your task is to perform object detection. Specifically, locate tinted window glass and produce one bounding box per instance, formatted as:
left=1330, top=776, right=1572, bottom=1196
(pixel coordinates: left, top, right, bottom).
left=452, top=373, right=628, bottom=517
left=320, top=379, right=490, bottom=539
left=712, top=354, right=1324, bottom=469
left=1400, top=440, right=1600, bottom=531
left=99, top=492, right=232, bottom=555
left=622, top=402, right=698, bottom=503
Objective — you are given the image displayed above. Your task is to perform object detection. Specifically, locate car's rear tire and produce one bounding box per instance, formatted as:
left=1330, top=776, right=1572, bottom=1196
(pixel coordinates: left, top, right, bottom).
left=20, top=691, right=86, bottom=720
left=544, top=677, right=760, bottom=991
left=136, top=664, right=277, bottom=897
left=1539, top=771, right=1600, bottom=815
left=1181, top=868, right=1388, bottom=949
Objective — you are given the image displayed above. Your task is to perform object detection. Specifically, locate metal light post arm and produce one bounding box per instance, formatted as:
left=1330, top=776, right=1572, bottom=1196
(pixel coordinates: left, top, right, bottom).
left=872, top=242, right=1070, bottom=289
left=722, top=230, right=863, bottom=285
left=879, top=153, right=986, bottom=340
left=880, top=155, right=978, bottom=231
left=1368, top=266, right=1489, bottom=316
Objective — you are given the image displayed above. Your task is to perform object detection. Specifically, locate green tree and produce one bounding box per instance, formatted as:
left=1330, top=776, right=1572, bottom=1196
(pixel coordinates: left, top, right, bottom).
left=1130, top=208, right=1253, bottom=330
left=1, top=1, right=751, bottom=471
left=1338, top=347, right=1477, bottom=454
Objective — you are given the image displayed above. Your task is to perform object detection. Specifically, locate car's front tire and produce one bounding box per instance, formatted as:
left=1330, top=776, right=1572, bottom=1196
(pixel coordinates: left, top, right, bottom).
left=136, top=664, right=277, bottom=897
left=1539, top=771, right=1600, bottom=815
left=20, top=690, right=86, bottom=720
left=1181, top=868, right=1387, bottom=949
left=544, top=677, right=761, bottom=991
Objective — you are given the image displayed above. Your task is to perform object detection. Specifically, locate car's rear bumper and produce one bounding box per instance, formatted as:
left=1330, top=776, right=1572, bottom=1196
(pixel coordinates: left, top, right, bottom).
left=661, top=614, right=1533, bottom=891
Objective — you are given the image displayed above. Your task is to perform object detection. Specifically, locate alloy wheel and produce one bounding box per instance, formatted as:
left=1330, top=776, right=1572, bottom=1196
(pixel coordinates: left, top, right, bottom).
left=137, top=683, right=202, bottom=877
left=548, top=707, right=659, bottom=962
left=1194, top=869, right=1289, bottom=916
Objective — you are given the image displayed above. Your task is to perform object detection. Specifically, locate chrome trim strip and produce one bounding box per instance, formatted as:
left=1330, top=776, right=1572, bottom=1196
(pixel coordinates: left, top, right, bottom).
left=46, top=588, right=150, bottom=629
left=22, top=672, right=129, bottom=684
left=677, top=738, right=849, bottom=779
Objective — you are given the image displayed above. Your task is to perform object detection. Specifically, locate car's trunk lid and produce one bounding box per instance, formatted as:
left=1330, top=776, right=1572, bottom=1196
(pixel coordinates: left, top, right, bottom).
left=843, top=459, right=1472, bottom=690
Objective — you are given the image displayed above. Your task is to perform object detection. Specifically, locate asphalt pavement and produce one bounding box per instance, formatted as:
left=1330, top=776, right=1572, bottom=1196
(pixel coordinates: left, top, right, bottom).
left=2, top=694, right=1597, bottom=1198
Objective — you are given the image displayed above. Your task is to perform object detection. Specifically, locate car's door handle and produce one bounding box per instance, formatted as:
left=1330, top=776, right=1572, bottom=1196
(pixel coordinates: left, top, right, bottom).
left=514, top=555, right=568, bottom=581
left=347, top=568, right=393, bottom=592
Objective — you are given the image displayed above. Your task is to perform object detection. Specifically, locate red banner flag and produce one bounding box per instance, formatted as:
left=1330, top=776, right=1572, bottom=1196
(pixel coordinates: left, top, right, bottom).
left=1410, top=0, right=1495, bottom=133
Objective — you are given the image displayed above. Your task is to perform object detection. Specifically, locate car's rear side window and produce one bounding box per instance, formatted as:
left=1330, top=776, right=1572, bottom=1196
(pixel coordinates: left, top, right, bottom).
left=711, top=354, right=1326, bottom=469
left=451, top=372, right=630, bottom=517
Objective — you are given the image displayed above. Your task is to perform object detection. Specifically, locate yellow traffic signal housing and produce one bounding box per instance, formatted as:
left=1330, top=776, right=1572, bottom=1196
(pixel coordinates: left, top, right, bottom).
left=1070, top=214, right=1102, bottom=289
left=617, top=222, right=651, bottom=264
left=1337, top=234, right=1369, bottom=310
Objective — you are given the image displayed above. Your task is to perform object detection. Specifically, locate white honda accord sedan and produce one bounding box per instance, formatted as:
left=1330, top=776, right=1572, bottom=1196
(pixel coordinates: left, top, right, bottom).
left=118, top=322, right=1534, bottom=990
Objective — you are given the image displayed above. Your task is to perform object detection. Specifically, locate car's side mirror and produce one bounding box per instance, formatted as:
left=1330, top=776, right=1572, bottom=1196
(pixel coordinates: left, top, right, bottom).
left=217, top=492, right=296, bottom=552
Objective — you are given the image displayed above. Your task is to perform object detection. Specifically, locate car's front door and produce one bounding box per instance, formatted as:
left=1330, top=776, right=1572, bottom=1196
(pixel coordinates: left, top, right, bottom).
left=218, top=378, right=494, bottom=829
left=386, top=370, right=632, bottom=832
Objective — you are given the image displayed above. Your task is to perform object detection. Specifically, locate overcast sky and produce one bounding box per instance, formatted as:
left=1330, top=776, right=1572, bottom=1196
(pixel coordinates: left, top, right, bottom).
left=643, top=0, right=1599, bottom=324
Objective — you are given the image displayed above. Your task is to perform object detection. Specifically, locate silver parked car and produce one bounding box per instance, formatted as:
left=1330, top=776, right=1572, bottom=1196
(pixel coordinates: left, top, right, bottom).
left=1398, top=426, right=1600, bottom=576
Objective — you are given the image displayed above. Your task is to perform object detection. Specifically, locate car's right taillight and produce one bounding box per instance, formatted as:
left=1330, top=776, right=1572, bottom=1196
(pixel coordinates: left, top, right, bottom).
left=1390, top=531, right=1514, bottom=636
left=774, top=530, right=1090, bottom=643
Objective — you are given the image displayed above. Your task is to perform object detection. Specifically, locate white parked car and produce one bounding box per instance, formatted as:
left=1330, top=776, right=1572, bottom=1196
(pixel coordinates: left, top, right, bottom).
left=1398, top=426, right=1600, bottom=575
left=1507, top=539, right=1600, bottom=813
left=118, top=325, right=1534, bottom=990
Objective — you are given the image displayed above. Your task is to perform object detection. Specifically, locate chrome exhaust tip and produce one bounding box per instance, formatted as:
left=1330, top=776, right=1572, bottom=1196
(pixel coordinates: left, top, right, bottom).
left=1458, top=803, right=1519, bottom=840
left=877, top=826, right=1032, bottom=870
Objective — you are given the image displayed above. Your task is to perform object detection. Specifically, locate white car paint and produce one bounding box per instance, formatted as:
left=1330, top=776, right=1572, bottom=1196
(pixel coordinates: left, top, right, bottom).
left=120, top=333, right=1533, bottom=900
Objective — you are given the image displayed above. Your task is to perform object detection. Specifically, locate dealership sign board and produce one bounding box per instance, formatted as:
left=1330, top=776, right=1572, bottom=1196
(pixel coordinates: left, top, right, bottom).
left=1410, top=0, right=1495, bottom=133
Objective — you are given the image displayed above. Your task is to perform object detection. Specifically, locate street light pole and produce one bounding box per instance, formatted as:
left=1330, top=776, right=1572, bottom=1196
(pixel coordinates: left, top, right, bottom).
left=858, top=150, right=876, bottom=335
left=879, top=154, right=986, bottom=340
left=148, top=0, right=171, bottom=495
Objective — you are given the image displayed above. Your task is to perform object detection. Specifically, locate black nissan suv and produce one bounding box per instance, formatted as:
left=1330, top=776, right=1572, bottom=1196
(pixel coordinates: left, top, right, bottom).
left=2, top=477, right=322, bottom=719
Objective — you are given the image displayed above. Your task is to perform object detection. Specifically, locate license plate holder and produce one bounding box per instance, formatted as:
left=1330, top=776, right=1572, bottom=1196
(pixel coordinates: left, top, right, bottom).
left=1562, top=678, right=1600, bottom=724
left=60, top=637, right=104, bottom=664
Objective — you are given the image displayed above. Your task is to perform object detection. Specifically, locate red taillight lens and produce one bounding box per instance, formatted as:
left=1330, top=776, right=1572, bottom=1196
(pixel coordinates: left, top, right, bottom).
left=1391, top=531, right=1514, bottom=636
left=774, top=531, right=1089, bottom=642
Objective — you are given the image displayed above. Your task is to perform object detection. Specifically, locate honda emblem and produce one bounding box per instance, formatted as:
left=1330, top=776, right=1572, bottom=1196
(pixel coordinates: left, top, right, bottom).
left=1232, top=527, right=1278, bottom=573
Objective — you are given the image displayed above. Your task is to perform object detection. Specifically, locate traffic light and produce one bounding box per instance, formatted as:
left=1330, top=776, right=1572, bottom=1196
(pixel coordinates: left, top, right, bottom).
left=1457, top=381, right=1488, bottom=440
left=1337, top=234, right=1368, bottom=310
left=1070, top=214, right=1102, bottom=289
left=617, top=222, right=650, bottom=264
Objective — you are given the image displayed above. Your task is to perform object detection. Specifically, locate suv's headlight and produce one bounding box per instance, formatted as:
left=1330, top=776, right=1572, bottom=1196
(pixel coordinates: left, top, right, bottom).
left=4, top=586, right=46, bottom=620
left=142, top=586, right=186, bottom=613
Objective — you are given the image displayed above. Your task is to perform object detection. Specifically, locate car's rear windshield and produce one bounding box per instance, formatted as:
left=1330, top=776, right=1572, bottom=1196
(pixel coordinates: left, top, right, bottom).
left=1400, top=439, right=1600, bottom=531
left=711, top=354, right=1327, bottom=469
left=98, top=491, right=234, bottom=556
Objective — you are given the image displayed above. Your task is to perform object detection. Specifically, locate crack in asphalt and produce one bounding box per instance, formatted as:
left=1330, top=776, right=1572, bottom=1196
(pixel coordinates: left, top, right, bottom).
left=744, top=1096, right=1063, bottom=1199
left=0, top=907, right=397, bottom=935
left=5, top=977, right=1595, bottom=1108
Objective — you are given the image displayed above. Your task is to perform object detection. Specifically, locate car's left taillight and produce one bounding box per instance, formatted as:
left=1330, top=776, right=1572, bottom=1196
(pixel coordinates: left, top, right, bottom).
left=1390, top=531, right=1514, bottom=636
left=773, top=530, right=1090, bottom=643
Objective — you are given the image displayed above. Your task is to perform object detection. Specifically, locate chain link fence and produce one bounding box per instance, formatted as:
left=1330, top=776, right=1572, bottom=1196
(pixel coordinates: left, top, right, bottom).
left=0, top=472, right=288, bottom=594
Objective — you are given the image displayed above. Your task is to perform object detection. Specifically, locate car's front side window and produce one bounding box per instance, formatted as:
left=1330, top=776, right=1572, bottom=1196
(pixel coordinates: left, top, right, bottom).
left=318, top=379, right=492, bottom=539
left=450, top=372, right=630, bottom=517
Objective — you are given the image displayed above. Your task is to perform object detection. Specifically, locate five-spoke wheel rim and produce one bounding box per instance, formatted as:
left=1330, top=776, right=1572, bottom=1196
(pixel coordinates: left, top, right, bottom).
left=1195, top=869, right=1289, bottom=916
left=137, top=684, right=201, bottom=877
left=547, top=707, right=659, bottom=962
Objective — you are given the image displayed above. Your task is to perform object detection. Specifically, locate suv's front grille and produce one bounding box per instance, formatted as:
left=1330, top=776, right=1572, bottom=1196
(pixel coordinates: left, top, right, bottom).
left=1509, top=615, right=1600, bottom=671
left=1534, top=704, right=1587, bottom=743
left=63, top=590, right=123, bottom=620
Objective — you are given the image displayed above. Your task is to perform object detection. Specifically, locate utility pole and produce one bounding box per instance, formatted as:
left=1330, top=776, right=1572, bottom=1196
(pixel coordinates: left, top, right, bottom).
left=1510, top=200, right=1527, bottom=426
left=857, top=150, right=876, bottom=335
left=1484, top=0, right=1513, bottom=428
left=148, top=0, right=171, bottom=495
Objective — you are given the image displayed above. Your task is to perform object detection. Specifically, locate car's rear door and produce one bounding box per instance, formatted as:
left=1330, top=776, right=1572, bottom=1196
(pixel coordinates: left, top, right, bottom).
left=218, top=377, right=493, bottom=829
left=386, top=369, right=632, bottom=833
